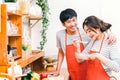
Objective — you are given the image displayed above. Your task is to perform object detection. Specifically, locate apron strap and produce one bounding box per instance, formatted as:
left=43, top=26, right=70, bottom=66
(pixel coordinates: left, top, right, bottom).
left=65, top=28, right=83, bottom=45
left=90, top=34, right=105, bottom=53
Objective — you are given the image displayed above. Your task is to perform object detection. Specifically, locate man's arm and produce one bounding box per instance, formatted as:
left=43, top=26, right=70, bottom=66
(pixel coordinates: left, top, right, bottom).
left=56, top=48, right=64, bottom=72
left=50, top=48, right=64, bottom=76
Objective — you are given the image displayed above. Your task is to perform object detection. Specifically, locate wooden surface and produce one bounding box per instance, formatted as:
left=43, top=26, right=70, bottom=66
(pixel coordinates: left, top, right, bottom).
left=17, top=51, right=44, bottom=67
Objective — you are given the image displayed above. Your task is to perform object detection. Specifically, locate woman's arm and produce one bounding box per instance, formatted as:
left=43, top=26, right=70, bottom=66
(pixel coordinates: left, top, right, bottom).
left=89, top=43, right=120, bottom=72
left=105, top=43, right=120, bottom=72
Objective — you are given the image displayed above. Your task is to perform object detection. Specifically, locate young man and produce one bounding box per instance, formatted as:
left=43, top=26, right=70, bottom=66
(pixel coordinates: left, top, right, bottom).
left=52, top=8, right=116, bottom=80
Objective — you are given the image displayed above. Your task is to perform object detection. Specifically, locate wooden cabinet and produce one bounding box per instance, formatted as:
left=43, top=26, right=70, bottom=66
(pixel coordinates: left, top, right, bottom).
left=0, top=4, right=22, bottom=68
left=0, top=4, right=44, bottom=79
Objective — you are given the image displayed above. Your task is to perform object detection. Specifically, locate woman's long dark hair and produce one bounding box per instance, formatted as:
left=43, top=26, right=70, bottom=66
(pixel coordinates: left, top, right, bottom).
left=83, top=16, right=112, bottom=32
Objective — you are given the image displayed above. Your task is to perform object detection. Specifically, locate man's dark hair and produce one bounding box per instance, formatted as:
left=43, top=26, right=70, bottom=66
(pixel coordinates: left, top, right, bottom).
left=59, top=8, right=77, bottom=23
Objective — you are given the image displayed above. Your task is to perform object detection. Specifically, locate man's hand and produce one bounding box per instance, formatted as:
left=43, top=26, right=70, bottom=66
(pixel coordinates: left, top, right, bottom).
left=107, top=33, right=117, bottom=44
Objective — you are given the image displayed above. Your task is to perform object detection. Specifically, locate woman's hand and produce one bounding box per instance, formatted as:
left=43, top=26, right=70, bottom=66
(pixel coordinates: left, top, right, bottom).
left=75, top=53, right=84, bottom=63
left=88, top=53, right=99, bottom=60
left=88, top=53, right=108, bottom=64
left=75, top=52, right=89, bottom=63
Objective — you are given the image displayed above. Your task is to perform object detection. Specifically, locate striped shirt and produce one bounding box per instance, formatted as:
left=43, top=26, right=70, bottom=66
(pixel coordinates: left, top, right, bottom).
left=82, top=35, right=120, bottom=75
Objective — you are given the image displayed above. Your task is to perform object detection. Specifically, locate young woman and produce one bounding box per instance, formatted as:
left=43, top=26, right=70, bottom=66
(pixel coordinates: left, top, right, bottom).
left=74, top=16, right=120, bottom=80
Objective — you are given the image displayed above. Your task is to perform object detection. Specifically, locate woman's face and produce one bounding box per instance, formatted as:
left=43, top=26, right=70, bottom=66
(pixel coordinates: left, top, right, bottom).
left=84, top=25, right=100, bottom=40
left=62, top=17, right=78, bottom=32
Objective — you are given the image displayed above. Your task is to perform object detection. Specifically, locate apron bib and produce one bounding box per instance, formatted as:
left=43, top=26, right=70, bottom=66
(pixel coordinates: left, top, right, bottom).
left=65, top=29, right=87, bottom=80
left=86, top=34, right=117, bottom=80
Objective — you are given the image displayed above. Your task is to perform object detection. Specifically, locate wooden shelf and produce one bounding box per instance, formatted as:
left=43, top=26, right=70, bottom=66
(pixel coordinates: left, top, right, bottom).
left=26, top=14, right=42, bottom=29
left=26, top=15, right=42, bottom=20
left=7, top=11, right=22, bottom=16
left=8, top=34, right=22, bottom=37
left=14, top=55, right=21, bottom=60
left=17, top=51, right=44, bottom=67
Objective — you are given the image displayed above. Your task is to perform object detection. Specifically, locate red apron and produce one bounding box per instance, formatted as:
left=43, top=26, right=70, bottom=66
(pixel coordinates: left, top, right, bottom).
left=65, top=30, right=87, bottom=80
left=86, top=35, right=116, bottom=80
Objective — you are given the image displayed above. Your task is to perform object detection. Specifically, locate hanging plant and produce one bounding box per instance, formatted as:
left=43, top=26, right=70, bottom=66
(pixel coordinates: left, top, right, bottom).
left=36, top=0, right=50, bottom=50
left=4, top=0, right=17, bottom=2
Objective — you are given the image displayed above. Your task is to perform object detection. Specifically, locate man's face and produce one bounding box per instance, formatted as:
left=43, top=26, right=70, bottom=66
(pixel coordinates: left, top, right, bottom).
left=62, top=17, right=78, bottom=32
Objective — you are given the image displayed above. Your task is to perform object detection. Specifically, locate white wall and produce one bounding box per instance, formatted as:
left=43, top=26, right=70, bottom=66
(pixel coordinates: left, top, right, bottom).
left=101, top=0, right=120, bottom=44
left=101, top=0, right=120, bottom=31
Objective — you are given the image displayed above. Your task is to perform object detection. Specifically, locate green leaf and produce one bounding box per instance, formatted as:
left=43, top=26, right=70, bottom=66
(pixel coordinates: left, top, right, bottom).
left=22, top=44, right=28, bottom=51
left=37, top=0, right=50, bottom=50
